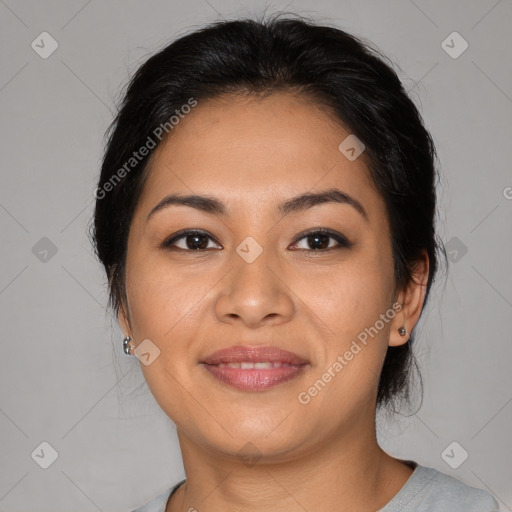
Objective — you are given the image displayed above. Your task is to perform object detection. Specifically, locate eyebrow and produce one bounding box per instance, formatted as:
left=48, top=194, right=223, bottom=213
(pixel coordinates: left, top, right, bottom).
left=146, top=187, right=368, bottom=222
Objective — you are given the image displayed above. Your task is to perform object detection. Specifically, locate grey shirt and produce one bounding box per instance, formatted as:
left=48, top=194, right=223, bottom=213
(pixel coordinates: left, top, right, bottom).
left=131, top=461, right=499, bottom=511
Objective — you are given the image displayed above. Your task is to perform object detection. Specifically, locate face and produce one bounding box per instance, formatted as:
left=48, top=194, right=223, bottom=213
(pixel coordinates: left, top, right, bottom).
left=119, top=92, right=411, bottom=462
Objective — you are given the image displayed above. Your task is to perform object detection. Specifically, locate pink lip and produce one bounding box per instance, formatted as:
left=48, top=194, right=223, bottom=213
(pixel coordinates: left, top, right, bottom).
left=201, top=345, right=309, bottom=365
left=200, top=345, right=309, bottom=391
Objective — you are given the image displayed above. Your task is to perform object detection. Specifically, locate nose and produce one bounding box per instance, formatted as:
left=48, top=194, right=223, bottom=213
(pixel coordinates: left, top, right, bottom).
left=214, top=245, right=295, bottom=329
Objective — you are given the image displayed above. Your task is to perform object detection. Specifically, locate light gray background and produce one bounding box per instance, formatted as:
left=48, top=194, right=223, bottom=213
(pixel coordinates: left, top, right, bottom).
left=0, top=0, right=511, bottom=510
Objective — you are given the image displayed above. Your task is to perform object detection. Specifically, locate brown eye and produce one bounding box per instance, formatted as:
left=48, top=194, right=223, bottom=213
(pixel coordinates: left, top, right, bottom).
left=162, top=230, right=221, bottom=251
left=290, top=229, right=352, bottom=251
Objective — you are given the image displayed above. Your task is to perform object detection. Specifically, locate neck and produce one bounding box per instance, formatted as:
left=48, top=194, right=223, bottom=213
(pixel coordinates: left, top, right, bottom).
left=166, top=412, right=414, bottom=512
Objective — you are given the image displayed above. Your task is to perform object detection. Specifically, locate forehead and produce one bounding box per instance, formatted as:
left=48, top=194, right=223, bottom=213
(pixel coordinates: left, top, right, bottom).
left=136, top=92, right=380, bottom=218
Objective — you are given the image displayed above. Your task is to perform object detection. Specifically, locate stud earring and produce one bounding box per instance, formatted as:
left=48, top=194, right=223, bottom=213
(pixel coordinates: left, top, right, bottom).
left=123, top=336, right=135, bottom=355
left=398, top=306, right=408, bottom=336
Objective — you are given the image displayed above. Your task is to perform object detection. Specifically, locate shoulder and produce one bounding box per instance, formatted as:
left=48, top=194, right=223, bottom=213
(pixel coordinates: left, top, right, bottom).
left=424, top=466, right=499, bottom=510
left=380, top=464, right=499, bottom=511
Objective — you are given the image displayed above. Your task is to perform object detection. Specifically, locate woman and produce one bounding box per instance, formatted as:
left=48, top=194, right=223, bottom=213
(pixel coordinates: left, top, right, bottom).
left=91, top=14, right=499, bottom=512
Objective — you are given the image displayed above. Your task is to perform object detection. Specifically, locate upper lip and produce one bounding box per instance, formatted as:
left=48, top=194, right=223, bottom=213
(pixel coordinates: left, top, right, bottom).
left=201, top=345, right=309, bottom=365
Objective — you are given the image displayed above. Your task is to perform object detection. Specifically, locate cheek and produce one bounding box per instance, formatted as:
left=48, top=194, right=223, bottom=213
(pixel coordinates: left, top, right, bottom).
left=302, top=246, right=395, bottom=387
left=125, top=254, right=204, bottom=335
left=307, top=250, right=394, bottom=333
left=125, top=258, right=211, bottom=421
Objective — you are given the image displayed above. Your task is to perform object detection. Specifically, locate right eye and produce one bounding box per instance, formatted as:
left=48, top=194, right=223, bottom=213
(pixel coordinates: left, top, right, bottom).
left=161, top=230, right=222, bottom=251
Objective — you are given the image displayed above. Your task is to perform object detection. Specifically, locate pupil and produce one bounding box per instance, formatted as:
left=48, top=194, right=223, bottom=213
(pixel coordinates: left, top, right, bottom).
left=187, top=234, right=208, bottom=250
left=308, top=234, right=329, bottom=250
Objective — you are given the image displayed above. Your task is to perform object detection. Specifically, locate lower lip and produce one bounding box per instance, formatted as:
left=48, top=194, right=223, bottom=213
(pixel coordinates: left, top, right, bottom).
left=200, top=363, right=308, bottom=391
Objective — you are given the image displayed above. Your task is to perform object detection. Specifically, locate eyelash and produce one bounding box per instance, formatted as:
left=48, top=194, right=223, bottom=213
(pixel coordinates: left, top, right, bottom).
left=161, top=228, right=353, bottom=252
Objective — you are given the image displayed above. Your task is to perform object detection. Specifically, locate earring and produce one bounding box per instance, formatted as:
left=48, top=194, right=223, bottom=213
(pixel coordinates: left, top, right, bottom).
left=123, top=336, right=135, bottom=355
left=398, top=306, right=408, bottom=336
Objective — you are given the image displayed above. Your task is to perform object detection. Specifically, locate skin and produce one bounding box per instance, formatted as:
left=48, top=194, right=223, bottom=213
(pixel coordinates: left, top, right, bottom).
left=118, top=91, right=429, bottom=511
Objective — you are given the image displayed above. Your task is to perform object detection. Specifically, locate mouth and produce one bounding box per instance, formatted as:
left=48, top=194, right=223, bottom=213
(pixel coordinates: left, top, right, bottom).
left=200, top=345, right=309, bottom=391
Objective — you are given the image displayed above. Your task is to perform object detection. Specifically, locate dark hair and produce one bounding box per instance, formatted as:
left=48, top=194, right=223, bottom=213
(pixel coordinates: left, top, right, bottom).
left=90, top=13, right=445, bottom=412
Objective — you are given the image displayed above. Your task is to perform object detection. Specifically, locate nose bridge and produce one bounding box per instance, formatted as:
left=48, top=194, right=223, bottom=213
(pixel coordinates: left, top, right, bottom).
left=215, top=233, right=294, bottom=326
left=233, top=237, right=274, bottom=290
left=232, top=235, right=277, bottom=301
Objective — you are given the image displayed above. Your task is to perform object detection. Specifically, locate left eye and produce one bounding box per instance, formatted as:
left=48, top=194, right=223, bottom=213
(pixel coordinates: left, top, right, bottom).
left=290, top=230, right=352, bottom=251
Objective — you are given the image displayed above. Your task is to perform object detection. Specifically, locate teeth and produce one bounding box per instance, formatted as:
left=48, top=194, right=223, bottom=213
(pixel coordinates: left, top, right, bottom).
left=216, top=362, right=291, bottom=369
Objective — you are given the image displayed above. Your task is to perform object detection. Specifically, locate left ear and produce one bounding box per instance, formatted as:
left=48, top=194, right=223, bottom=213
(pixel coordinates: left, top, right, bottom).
left=389, top=249, right=429, bottom=347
